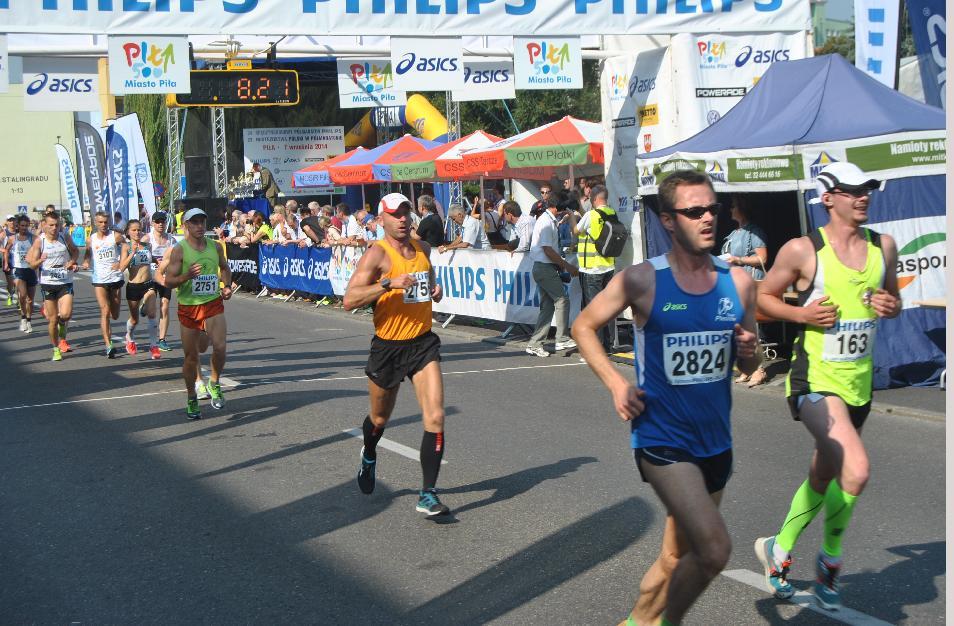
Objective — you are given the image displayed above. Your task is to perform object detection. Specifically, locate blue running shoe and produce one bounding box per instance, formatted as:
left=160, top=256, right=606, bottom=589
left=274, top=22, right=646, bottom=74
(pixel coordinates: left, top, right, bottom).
left=755, top=536, right=794, bottom=599
left=416, top=489, right=449, bottom=517
left=357, top=447, right=376, bottom=494
left=158, top=339, right=172, bottom=352
left=106, top=344, right=117, bottom=359
left=814, top=553, right=842, bottom=610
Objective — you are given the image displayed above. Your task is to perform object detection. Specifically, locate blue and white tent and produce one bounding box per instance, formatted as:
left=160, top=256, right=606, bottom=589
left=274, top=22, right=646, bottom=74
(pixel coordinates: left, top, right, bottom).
left=637, top=55, right=946, bottom=388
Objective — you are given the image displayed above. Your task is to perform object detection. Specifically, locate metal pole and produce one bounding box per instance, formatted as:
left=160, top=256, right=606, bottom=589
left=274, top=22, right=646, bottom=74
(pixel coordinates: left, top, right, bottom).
left=56, top=137, right=63, bottom=211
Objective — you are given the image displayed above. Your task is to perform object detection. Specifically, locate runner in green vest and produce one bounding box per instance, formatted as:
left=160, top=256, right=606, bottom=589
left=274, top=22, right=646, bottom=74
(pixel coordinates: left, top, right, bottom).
left=753, top=162, right=901, bottom=610
left=573, top=184, right=617, bottom=353
left=159, top=208, right=233, bottom=420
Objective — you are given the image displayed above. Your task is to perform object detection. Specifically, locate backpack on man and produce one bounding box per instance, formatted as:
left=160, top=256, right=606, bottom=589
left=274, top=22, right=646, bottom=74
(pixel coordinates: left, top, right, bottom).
left=590, top=209, right=628, bottom=258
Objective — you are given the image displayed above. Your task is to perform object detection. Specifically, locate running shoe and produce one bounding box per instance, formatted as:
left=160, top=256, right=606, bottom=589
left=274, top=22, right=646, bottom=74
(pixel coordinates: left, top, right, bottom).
left=150, top=346, right=161, bottom=360
left=24, top=320, right=32, bottom=333
left=814, top=552, right=842, bottom=610
left=19, top=318, right=26, bottom=332
left=158, top=338, right=171, bottom=352
left=186, top=397, right=202, bottom=420
left=106, top=344, right=117, bottom=359
left=126, top=340, right=138, bottom=355
left=555, top=338, right=577, bottom=351
left=58, top=339, right=72, bottom=353
left=526, top=345, right=549, bottom=358
left=195, top=381, right=211, bottom=400
left=755, top=536, right=794, bottom=599
left=357, top=447, right=376, bottom=494
left=51, top=347, right=62, bottom=362
left=208, top=381, right=224, bottom=410
left=416, top=489, right=450, bottom=517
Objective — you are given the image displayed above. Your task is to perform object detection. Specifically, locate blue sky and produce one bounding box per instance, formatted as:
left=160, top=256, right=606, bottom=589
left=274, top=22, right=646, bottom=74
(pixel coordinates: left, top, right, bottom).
left=827, top=0, right=853, bottom=21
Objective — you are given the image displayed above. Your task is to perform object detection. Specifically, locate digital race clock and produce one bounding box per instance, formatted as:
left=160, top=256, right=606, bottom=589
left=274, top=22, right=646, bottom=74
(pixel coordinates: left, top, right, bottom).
left=171, top=69, right=300, bottom=107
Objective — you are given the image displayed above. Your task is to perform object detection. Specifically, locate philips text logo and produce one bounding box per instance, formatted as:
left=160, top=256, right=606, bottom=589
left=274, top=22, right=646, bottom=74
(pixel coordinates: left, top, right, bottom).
left=662, top=302, right=688, bottom=312
left=27, top=73, right=93, bottom=95
left=396, top=53, right=459, bottom=75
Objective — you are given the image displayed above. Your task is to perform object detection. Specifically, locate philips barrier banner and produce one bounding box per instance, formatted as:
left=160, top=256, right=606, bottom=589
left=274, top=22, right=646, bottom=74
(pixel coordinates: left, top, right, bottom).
left=431, top=249, right=582, bottom=325
left=259, top=244, right=333, bottom=295
left=22, top=57, right=99, bottom=112
left=225, top=242, right=261, bottom=292
left=391, top=38, right=464, bottom=91
left=337, top=58, right=407, bottom=109
left=105, top=117, right=137, bottom=225
left=54, top=143, right=84, bottom=226
left=75, top=121, right=109, bottom=215
left=906, top=0, right=946, bottom=109
left=107, top=36, right=191, bottom=95
left=451, top=60, right=516, bottom=102
left=855, top=0, right=901, bottom=87
left=514, top=37, right=584, bottom=90
left=0, top=3, right=811, bottom=36
left=0, top=36, right=8, bottom=94
left=243, top=127, right=345, bottom=196
left=670, top=32, right=807, bottom=140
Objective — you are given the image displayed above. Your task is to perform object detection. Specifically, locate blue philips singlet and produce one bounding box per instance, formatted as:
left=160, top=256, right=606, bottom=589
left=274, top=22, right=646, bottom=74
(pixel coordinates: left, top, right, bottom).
left=632, top=255, right=743, bottom=457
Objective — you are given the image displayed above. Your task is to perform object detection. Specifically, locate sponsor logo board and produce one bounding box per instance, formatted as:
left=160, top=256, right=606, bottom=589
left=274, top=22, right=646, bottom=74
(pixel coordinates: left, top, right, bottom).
left=23, top=57, right=100, bottom=112
left=337, top=58, right=407, bottom=109
left=514, top=37, right=583, bottom=90
left=107, top=35, right=191, bottom=94
left=391, top=37, right=463, bottom=91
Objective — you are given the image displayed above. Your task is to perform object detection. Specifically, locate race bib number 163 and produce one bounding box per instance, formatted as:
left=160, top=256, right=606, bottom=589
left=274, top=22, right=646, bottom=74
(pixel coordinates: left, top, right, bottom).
left=662, top=330, right=733, bottom=385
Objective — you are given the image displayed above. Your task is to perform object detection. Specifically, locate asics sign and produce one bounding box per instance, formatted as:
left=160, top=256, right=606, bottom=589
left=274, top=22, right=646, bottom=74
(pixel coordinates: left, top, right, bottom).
left=391, top=37, right=464, bottom=91
left=734, top=46, right=790, bottom=67
left=396, top=53, right=459, bottom=75
left=22, top=58, right=100, bottom=111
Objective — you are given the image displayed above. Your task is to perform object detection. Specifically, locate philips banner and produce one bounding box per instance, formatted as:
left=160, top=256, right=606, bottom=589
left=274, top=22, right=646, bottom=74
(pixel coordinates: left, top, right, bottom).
left=75, top=121, right=109, bottom=216
left=106, top=117, right=136, bottom=225
left=258, top=244, right=333, bottom=295
left=0, top=3, right=811, bottom=36
left=54, top=143, right=84, bottom=226
left=906, top=0, right=946, bottom=109
left=431, top=249, right=582, bottom=325
left=226, top=243, right=261, bottom=293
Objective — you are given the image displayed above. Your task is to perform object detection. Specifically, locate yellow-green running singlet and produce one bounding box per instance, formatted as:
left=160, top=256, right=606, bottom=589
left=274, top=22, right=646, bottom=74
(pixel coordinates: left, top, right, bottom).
left=175, top=237, right=221, bottom=306
left=786, top=227, right=884, bottom=406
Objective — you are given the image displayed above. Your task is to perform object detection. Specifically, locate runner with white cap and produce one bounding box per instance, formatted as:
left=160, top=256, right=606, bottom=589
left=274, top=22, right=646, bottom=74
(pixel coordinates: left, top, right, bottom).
left=754, top=161, right=901, bottom=610
left=157, top=208, right=232, bottom=420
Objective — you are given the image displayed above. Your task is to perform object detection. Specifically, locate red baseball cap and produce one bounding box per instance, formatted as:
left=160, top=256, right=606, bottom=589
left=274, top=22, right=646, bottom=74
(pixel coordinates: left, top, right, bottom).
left=378, top=192, right=413, bottom=215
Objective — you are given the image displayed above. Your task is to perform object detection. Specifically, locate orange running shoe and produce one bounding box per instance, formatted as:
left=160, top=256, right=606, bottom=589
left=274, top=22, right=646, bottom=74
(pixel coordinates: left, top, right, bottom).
left=58, top=339, right=72, bottom=353
left=126, top=340, right=138, bottom=355
left=150, top=346, right=161, bottom=360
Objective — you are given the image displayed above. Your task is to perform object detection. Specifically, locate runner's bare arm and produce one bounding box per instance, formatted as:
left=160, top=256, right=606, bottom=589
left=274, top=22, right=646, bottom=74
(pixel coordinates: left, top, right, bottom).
left=161, top=245, right=195, bottom=288
left=871, top=233, right=901, bottom=318
left=216, top=243, right=233, bottom=300
left=730, top=267, right=762, bottom=375
left=64, top=237, right=79, bottom=269
left=572, top=264, right=652, bottom=422
left=81, top=239, right=91, bottom=270
left=757, top=236, right=837, bottom=327
left=25, top=238, right=43, bottom=270
left=2, top=238, right=11, bottom=272
left=118, top=242, right=134, bottom=272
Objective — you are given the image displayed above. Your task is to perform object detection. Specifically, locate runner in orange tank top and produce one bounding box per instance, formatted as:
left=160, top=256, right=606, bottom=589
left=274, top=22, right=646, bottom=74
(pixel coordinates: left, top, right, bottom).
left=343, top=193, right=450, bottom=518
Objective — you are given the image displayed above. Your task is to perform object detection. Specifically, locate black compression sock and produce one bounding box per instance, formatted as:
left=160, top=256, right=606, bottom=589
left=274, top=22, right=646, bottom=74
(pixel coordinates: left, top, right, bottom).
left=362, top=415, right=384, bottom=460
left=420, top=431, right=444, bottom=491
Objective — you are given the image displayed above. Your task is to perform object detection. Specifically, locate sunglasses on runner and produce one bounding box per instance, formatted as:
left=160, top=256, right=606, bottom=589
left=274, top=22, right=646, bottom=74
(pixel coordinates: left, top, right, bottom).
left=664, top=203, right=723, bottom=219
left=830, top=188, right=873, bottom=198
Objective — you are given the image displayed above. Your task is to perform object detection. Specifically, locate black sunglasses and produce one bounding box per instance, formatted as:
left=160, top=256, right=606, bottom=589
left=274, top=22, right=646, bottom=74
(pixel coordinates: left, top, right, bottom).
left=664, top=203, right=723, bottom=219
left=831, top=188, right=873, bottom=198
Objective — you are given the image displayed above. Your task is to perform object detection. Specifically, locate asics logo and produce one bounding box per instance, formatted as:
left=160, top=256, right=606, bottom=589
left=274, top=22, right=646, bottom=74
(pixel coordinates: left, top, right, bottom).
left=662, top=302, right=687, bottom=312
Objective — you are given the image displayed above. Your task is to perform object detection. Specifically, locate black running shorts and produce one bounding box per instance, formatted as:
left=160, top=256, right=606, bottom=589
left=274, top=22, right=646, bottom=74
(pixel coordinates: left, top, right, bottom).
left=41, top=283, right=74, bottom=300
left=635, top=446, right=733, bottom=494
left=787, top=393, right=871, bottom=429
left=365, top=331, right=441, bottom=390
left=151, top=283, right=172, bottom=300
left=126, top=281, right=155, bottom=302
left=93, top=279, right=125, bottom=291
left=13, top=268, right=37, bottom=287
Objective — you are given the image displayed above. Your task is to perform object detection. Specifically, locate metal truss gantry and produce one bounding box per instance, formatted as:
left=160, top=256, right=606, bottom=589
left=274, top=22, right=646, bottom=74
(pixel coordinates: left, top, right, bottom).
left=165, top=106, right=182, bottom=205
left=211, top=106, right=228, bottom=197
left=444, top=92, right=462, bottom=207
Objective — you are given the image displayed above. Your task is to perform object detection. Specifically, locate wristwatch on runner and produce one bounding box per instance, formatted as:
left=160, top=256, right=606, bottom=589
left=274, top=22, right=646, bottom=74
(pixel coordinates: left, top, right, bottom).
left=380, top=278, right=392, bottom=291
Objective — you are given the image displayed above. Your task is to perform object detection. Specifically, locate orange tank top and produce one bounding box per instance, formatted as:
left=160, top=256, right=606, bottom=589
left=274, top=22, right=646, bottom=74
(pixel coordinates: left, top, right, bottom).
left=374, top=239, right=433, bottom=341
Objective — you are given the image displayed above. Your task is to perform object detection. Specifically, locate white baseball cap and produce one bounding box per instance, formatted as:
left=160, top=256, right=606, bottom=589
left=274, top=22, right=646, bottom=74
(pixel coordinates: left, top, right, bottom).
left=378, top=192, right=412, bottom=215
left=183, top=208, right=207, bottom=221
left=815, top=162, right=880, bottom=198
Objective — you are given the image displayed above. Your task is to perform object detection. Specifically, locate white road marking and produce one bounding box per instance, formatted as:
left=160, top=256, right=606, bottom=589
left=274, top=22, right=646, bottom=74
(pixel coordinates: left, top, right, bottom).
left=342, top=428, right=447, bottom=465
left=721, top=569, right=892, bottom=626
left=0, top=362, right=583, bottom=413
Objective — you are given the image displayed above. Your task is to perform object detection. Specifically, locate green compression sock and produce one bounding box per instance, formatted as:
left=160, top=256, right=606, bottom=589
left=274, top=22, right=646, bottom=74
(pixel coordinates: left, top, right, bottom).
left=660, top=616, right=676, bottom=626
left=823, top=481, right=858, bottom=558
left=775, top=479, right=825, bottom=553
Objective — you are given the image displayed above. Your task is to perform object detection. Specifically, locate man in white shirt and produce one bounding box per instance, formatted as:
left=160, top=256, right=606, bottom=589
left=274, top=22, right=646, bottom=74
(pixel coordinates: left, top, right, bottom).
left=526, top=190, right=579, bottom=357
left=440, top=204, right=488, bottom=252
left=502, top=201, right=535, bottom=253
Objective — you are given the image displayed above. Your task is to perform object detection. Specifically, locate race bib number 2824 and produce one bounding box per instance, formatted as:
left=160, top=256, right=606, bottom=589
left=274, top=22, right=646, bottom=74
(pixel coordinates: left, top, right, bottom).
left=662, top=330, right=733, bottom=385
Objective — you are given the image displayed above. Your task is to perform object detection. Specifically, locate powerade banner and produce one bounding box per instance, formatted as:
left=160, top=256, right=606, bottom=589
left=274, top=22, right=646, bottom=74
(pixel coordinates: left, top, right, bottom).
left=0, top=2, right=811, bottom=36
left=431, top=249, right=582, bottom=325
left=906, top=0, right=946, bottom=109
left=258, top=244, right=333, bottom=295
left=226, top=242, right=261, bottom=292
left=105, top=119, right=135, bottom=225
left=75, top=121, right=109, bottom=215
left=54, top=143, right=84, bottom=226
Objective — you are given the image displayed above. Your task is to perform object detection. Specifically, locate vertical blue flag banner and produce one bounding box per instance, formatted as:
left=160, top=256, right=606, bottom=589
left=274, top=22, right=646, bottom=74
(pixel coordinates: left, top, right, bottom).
left=55, top=143, right=84, bottom=226
left=75, top=121, right=109, bottom=217
left=258, top=244, right=334, bottom=295
left=855, top=0, right=901, bottom=87
left=906, top=0, right=946, bottom=109
left=105, top=120, right=134, bottom=225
